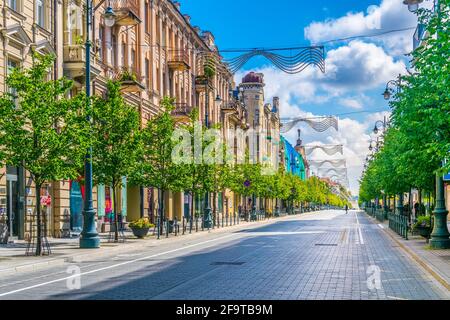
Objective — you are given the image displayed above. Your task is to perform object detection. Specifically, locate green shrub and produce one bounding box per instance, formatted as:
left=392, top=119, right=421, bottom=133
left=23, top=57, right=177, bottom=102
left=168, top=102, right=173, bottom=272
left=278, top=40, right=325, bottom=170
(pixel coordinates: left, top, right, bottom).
left=129, top=218, right=154, bottom=229
left=413, top=215, right=432, bottom=229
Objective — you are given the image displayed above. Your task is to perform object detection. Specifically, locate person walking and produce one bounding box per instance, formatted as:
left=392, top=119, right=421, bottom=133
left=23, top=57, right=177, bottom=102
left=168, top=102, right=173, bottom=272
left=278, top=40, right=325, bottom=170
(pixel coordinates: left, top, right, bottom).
left=345, top=204, right=349, bottom=214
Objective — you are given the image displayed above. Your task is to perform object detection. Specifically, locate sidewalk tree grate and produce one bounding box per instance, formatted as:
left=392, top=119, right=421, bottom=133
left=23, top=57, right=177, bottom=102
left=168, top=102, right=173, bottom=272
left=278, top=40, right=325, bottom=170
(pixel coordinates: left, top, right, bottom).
left=210, top=261, right=245, bottom=266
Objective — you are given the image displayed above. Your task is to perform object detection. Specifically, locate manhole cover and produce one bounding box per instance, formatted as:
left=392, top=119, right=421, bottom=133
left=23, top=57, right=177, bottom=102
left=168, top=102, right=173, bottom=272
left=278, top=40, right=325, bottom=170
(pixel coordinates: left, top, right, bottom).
left=211, top=261, right=245, bottom=266
left=315, top=244, right=338, bottom=246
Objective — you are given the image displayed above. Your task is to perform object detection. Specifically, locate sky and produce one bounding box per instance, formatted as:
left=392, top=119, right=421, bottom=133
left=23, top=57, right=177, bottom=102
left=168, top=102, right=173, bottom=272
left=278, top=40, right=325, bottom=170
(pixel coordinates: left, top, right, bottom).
left=178, top=0, right=431, bottom=196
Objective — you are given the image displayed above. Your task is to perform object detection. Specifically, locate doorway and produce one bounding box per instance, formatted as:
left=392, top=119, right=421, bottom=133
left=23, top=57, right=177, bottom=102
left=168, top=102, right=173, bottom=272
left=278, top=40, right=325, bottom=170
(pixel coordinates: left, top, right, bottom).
left=6, top=167, right=19, bottom=238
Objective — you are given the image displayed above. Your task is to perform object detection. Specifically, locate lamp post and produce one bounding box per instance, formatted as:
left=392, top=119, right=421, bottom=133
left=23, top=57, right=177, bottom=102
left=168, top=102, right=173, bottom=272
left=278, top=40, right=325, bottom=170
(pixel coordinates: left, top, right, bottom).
left=80, top=0, right=115, bottom=249
left=250, top=107, right=260, bottom=222
left=202, top=84, right=221, bottom=229
left=373, top=116, right=389, bottom=135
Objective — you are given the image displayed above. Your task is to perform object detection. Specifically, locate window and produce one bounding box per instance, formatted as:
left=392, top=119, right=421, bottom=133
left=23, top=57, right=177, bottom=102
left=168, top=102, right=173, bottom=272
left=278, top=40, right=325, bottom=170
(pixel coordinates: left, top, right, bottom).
left=144, top=1, right=150, bottom=34
left=111, top=34, right=118, bottom=67
left=131, top=48, right=136, bottom=69
left=37, top=0, right=45, bottom=28
left=8, top=0, right=19, bottom=11
left=7, top=59, right=19, bottom=106
left=122, top=41, right=127, bottom=67
left=98, top=25, right=105, bottom=62
left=145, top=58, right=150, bottom=89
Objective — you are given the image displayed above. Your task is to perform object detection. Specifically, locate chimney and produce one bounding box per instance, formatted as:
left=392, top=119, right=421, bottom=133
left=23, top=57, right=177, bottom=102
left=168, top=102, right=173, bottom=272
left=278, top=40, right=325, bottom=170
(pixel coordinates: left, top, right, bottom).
left=296, top=129, right=302, bottom=147
left=172, top=1, right=181, bottom=11
left=183, top=14, right=191, bottom=24
left=272, top=97, right=279, bottom=112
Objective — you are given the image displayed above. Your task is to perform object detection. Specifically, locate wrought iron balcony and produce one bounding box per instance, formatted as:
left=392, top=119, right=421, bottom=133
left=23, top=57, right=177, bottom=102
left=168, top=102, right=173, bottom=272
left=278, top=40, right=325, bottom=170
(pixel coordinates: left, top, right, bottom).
left=171, top=103, right=194, bottom=119
left=112, top=66, right=145, bottom=92
left=194, top=75, right=213, bottom=92
left=168, top=49, right=190, bottom=71
left=110, top=0, right=141, bottom=26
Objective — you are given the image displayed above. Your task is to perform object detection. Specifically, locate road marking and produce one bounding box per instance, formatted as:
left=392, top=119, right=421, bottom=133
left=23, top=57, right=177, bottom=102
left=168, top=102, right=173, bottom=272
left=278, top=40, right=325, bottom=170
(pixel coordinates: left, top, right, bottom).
left=378, top=224, right=384, bottom=229
left=0, top=233, right=237, bottom=298
left=355, top=212, right=365, bottom=245
left=387, top=295, right=408, bottom=300
left=241, top=231, right=325, bottom=236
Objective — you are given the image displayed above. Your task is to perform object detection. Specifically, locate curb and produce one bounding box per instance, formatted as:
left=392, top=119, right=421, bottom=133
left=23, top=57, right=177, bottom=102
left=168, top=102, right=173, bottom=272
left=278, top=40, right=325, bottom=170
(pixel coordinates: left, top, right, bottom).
left=0, top=211, right=318, bottom=276
left=364, top=213, right=450, bottom=292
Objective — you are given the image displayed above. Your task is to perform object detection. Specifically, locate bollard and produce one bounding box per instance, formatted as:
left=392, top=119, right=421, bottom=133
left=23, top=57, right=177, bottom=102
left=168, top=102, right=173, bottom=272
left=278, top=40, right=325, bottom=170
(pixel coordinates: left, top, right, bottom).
left=166, top=219, right=169, bottom=238
left=174, top=217, right=178, bottom=236
left=157, top=216, right=160, bottom=240
left=182, top=217, right=185, bottom=235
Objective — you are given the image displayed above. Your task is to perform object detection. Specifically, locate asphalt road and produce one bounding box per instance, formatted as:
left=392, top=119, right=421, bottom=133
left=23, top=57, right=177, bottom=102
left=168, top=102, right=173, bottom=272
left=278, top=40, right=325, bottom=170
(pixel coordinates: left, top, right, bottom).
left=0, top=210, right=448, bottom=300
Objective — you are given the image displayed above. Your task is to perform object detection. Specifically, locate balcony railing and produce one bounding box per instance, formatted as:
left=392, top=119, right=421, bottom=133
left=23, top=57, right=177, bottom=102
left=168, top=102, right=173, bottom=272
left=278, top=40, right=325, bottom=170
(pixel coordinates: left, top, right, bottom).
left=112, top=66, right=145, bottom=92
left=110, top=0, right=141, bottom=26
left=171, top=103, right=194, bottom=118
left=63, top=45, right=86, bottom=63
left=168, top=49, right=190, bottom=71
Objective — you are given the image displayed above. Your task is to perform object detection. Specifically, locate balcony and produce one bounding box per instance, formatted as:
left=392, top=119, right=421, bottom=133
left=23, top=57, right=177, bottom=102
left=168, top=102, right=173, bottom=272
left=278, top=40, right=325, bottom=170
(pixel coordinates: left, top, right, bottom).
left=194, top=75, right=213, bottom=92
left=171, top=103, right=194, bottom=121
left=113, top=66, right=145, bottom=93
left=168, top=49, right=190, bottom=71
left=110, top=0, right=141, bottom=26
left=221, top=101, right=238, bottom=113
left=63, top=45, right=101, bottom=83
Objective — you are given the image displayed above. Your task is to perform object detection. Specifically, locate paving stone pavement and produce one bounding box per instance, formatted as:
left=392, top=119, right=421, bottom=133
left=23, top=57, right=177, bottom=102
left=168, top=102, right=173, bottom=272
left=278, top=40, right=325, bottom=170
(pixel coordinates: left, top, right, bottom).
left=0, top=210, right=448, bottom=300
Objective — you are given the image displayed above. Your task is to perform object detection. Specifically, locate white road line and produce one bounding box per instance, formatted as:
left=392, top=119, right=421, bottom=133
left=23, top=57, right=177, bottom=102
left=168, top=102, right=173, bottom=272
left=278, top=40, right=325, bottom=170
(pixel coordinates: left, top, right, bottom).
left=0, top=233, right=237, bottom=298
left=355, top=212, right=365, bottom=245
left=378, top=224, right=384, bottom=229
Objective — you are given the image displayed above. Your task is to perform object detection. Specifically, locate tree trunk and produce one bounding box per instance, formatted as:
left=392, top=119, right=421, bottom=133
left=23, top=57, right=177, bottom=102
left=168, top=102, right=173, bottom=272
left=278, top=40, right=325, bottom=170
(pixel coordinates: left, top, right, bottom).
left=213, top=192, right=217, bottom=227
left=35, top=182, right=42, bottom=256
left=160, top=189, right=165, bottom=235
left=190, top=191, right=195, bottom=232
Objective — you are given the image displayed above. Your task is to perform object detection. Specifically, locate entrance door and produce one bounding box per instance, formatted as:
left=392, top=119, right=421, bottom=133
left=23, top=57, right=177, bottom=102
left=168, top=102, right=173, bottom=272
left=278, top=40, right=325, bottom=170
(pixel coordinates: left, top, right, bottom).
left=6, top=175, right=18, bottom=238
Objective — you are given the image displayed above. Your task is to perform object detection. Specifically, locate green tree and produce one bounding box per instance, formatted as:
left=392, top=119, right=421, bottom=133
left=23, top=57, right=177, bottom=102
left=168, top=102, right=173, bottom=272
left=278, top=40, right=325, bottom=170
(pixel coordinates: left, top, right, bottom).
left=92, top=81, right=142, bottom=242
left=0, top=54, right=89, bottom=255
left=133, top=97, right=188, bottom=235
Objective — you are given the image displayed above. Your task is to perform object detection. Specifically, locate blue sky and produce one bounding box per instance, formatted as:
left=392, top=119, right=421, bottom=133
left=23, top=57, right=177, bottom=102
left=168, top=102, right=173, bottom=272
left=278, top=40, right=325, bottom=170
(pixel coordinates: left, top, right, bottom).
left=178, top=0, right=424, bottom=194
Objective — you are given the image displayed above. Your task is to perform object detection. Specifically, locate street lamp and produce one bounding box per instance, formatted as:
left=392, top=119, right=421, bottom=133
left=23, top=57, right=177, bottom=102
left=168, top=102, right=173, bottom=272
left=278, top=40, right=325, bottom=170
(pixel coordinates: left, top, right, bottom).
left=373, top=116, right=389, bottom=135
left=382, top=75, right=402, bottom=101
left=403, top=0, right=423, bottom=12
left=80, top=0, right=115, bottom=249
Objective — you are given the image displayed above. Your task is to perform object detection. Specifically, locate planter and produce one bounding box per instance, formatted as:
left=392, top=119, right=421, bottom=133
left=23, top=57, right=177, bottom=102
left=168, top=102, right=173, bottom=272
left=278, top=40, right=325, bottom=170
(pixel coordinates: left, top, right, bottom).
left=130, top=227, right=150, bottom=239
left=414, top=225, right=432, bottom=241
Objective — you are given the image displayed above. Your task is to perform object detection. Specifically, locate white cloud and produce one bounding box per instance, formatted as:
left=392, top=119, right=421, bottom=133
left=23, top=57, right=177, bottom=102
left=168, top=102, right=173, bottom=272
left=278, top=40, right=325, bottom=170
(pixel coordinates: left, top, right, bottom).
left=304, top=0, right=422, bottom=56
left=339, top=98, right=363, bottom=110
left=236, top=41, right=406, bottom=115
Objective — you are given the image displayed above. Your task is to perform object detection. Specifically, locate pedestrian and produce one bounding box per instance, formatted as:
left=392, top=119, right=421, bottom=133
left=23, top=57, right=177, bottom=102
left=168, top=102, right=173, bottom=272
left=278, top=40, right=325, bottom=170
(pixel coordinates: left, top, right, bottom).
left=345, top=204, right=348, bottom=214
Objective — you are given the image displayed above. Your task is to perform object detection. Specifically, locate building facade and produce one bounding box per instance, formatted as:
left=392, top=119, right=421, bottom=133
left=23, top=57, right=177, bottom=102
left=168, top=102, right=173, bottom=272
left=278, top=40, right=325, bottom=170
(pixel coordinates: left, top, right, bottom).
left=0, top=0, right=236, bottom=240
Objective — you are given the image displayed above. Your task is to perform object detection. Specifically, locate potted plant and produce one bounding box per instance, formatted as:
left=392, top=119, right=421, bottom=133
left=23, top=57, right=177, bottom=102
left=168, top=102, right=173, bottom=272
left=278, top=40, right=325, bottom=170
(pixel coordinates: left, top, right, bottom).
left=413, top=215, right=432, bottom=241
left=129, top=218, right=154, bottom=239
left=119, top=69, right=138, bottom=83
